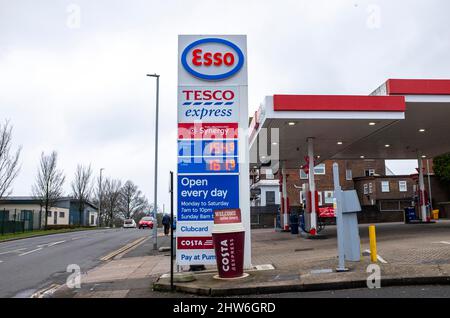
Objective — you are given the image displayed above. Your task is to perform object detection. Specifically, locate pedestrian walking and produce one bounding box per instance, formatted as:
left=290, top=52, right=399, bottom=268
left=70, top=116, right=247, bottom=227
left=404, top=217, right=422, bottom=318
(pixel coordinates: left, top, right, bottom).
left=162, top=213, right=171, bottom=236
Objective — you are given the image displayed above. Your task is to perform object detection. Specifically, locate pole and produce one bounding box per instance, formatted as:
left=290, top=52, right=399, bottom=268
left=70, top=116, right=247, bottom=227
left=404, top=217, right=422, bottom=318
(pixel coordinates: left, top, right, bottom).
left=418, top=154, right=427, bottom=222
left=369, top=225, right=378, bottom=263
left=147, top=73, right=160, bottom=250
left=99, top=168, right=104, bottom=227
left=308, top=138, right=317, bottom=235
left=281, top=162, right=288, bottom=231
left=170, top=171, right=174, bottom=292
left=426, top=159, right=433, bottom=212
left=333, top=163, right=348, bottom=272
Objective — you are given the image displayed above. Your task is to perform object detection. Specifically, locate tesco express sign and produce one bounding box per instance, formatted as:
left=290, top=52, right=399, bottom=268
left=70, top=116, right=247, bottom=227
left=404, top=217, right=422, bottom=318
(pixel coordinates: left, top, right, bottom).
left=181, top=38, right=244, bottom=81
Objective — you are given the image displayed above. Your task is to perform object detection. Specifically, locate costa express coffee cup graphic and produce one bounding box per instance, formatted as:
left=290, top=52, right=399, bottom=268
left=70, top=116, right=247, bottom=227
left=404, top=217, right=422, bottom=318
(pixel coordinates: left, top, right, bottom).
left=212, top=209, right=245, bottom=279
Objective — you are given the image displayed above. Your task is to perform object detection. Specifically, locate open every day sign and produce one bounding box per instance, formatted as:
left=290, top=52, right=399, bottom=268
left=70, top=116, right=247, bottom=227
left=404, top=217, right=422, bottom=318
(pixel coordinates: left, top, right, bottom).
left=177, top=175, right=239, bottom=221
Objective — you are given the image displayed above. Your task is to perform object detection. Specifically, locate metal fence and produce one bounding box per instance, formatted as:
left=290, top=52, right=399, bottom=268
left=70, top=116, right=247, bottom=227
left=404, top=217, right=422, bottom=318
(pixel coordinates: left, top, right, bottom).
left=0, top=208, right=41, bottom=235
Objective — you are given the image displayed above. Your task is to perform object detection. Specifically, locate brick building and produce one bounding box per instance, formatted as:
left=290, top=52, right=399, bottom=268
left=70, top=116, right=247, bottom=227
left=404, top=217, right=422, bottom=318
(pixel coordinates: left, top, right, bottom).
left=250, top=158, right=450, bottom=227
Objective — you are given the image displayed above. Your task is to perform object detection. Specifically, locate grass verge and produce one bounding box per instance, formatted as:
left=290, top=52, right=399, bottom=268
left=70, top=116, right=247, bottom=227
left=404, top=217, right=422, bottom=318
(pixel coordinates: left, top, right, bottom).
left=0, top=227, right=99, bottom=242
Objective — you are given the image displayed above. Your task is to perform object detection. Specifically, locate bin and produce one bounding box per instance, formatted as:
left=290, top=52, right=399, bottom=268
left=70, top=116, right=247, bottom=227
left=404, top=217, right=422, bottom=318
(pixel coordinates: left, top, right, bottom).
left=404, top=207, right=416, bottom=224
left=433, top=209, right=440, bottom=220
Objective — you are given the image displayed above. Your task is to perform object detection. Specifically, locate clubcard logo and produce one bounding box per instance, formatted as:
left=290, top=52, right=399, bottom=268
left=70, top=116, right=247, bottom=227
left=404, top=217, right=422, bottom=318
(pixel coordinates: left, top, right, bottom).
left=181, top=38, right=244, bottom=81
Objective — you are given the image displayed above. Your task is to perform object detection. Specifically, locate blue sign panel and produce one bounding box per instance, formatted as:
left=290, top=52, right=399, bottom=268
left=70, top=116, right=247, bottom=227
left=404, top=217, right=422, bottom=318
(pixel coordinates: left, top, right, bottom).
left=178, top=140, right=238, bottom=157
left=177, top=175, right=239, bottom=221
left=178, top=156, right=239, bottom=174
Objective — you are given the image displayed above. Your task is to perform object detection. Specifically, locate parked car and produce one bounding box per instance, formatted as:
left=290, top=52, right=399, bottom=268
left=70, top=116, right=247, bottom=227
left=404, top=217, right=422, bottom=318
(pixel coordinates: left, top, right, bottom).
left=138, top=216, right=154, bottom=229
left=123, top=218, right=137, bottom=229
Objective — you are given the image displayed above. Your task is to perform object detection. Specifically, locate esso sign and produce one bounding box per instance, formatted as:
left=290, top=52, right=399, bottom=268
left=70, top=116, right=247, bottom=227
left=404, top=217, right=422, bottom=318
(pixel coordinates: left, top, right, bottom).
left=181, top=38, right=244, bottom=81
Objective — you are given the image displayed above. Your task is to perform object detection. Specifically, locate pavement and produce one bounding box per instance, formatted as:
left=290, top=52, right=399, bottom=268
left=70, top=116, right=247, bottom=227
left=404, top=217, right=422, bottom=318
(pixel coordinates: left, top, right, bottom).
left=0, top=227, right=154, bottom=298
left=52, top=220, right=450, bottom=298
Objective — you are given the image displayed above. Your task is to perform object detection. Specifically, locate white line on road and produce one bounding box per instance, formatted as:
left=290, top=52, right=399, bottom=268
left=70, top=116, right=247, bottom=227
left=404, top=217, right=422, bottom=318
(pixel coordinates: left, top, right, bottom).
left=0, top=248, right=26, bottom=255
left=364, top=249, right=388, bottom=264
left=433, top=241, right=450, bottom=245
left=48, top=240, right=65, bottom=247
left=19, top=248, right=43, bottom=256
left=377, top=255, right=388, bottom=264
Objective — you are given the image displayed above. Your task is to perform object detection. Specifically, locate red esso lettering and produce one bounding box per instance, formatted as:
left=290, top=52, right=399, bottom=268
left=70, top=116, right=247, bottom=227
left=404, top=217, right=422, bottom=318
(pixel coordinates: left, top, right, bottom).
left=192, top=49, right=235, bottom=67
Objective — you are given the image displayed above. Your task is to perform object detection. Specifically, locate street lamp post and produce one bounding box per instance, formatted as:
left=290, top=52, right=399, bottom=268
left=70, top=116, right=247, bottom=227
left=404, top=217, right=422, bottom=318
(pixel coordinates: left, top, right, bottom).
left=99, top=168, right=104, bottom=227
left=147, top=73, right=160, bottom=250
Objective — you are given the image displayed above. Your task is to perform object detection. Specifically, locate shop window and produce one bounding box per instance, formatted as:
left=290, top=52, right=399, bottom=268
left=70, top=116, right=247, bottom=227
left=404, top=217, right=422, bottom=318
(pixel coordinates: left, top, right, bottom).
left=381, top=181, right=390, bottom=193
left=324, top=191, right=334, bottom=204
left=266, top=191, right=276, bottom=206
left=299, top=164, right=326, bottom=179
left=314, top=164, right=326, bottom=175
left=300, top=169, right=308, bottom=179
left=346, top=169, right=353, bottom=181
left=399, top=181, right=407, bottom=192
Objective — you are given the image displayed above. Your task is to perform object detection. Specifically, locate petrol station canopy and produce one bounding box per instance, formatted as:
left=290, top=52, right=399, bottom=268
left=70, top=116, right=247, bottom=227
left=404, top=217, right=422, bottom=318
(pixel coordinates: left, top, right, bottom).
left=249, top=79, right=450, bottom=169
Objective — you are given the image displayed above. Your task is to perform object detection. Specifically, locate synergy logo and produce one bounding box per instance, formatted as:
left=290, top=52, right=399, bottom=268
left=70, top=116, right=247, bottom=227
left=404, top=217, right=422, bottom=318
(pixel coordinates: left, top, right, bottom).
left=181, top=38, right=244, bottom=81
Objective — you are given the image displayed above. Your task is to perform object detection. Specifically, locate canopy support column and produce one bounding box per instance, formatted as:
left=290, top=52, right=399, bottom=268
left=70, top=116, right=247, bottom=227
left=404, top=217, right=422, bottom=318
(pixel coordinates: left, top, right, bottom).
left=418, top=154, right=428, bottom=222
left=281, top=162, right=289, bottom=231
left=308, top=138, right=317, bottom=235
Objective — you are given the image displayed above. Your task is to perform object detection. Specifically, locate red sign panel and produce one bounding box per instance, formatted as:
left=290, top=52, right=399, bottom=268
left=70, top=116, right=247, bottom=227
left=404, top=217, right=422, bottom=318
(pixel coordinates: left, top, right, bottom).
left=214, top=209, right=242, bottom=224
left=178, top=123, right=238, bottom=140
left=177, top=237, right=214, bottom=250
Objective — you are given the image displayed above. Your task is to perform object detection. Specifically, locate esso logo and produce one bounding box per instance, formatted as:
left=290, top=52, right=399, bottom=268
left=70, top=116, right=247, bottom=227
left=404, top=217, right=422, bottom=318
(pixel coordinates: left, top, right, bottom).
left=181, top=38, right=244, bottom=81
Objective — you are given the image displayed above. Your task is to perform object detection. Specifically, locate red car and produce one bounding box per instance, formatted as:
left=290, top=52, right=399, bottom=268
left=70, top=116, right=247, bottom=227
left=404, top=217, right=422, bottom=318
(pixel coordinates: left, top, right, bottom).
left=138, top=217, right=154, bottom=229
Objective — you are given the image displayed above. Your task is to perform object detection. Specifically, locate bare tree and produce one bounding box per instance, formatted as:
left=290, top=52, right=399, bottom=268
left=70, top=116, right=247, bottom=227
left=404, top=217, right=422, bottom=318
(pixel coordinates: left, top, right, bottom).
left=32, top=151, right=65, bottom=229
left=0, top=120, right=22, bottom=199
left=71, top=164, right=93, bottom=226
left=131, top=203, right=153, bottom=224
left=119, top=180, right=148, bottom=220
left=103, top=178, right=122, bottom=227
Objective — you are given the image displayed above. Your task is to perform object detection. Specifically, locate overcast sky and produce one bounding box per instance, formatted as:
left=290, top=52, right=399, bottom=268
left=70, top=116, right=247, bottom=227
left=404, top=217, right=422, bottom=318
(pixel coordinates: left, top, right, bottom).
left=1, top=0, right=449, bottom=209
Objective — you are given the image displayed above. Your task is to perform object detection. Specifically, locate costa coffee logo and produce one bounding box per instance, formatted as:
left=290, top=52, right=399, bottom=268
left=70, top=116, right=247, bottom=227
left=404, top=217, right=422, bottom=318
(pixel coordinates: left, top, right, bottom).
left=181, top=38, right=244, bottom=81
left=177, top=237, right=214, bottom=250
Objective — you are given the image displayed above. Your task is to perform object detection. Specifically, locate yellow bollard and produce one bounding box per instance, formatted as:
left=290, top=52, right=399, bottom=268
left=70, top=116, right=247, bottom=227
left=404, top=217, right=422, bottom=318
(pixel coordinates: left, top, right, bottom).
left=369, top=225, right=377, bottom=263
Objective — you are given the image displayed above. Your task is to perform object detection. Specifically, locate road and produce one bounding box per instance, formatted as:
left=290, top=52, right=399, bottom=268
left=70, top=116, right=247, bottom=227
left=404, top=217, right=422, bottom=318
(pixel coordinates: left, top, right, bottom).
left=239, top=285, right=450, bottom=298
left=0, top=228, right=152, bottom=298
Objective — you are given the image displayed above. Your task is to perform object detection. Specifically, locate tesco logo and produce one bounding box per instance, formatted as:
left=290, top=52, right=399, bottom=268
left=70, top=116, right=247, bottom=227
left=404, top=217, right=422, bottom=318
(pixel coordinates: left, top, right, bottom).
left=182, top=90, right=235, bottom=101
left=181, top=38, right=244, bottom=81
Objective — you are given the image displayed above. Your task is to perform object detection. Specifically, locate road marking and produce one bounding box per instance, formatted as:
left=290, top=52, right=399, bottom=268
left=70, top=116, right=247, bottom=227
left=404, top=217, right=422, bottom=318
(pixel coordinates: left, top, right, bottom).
left=48, top=240, right=65, bottom=247
left=0, top=248, right=26, bottom=255
left=364, top=249, right=388, bottom=264
left=433, top=241, right=450, bottom=245
left=19, top=248, right=43, bottom=256
left=377, top=255, right=388, bottom=264
left=100, top=236, right=148, bottom=261
left=114, top=237, right=149, bottom=259
left=30, top=284, right=61, bottom=298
